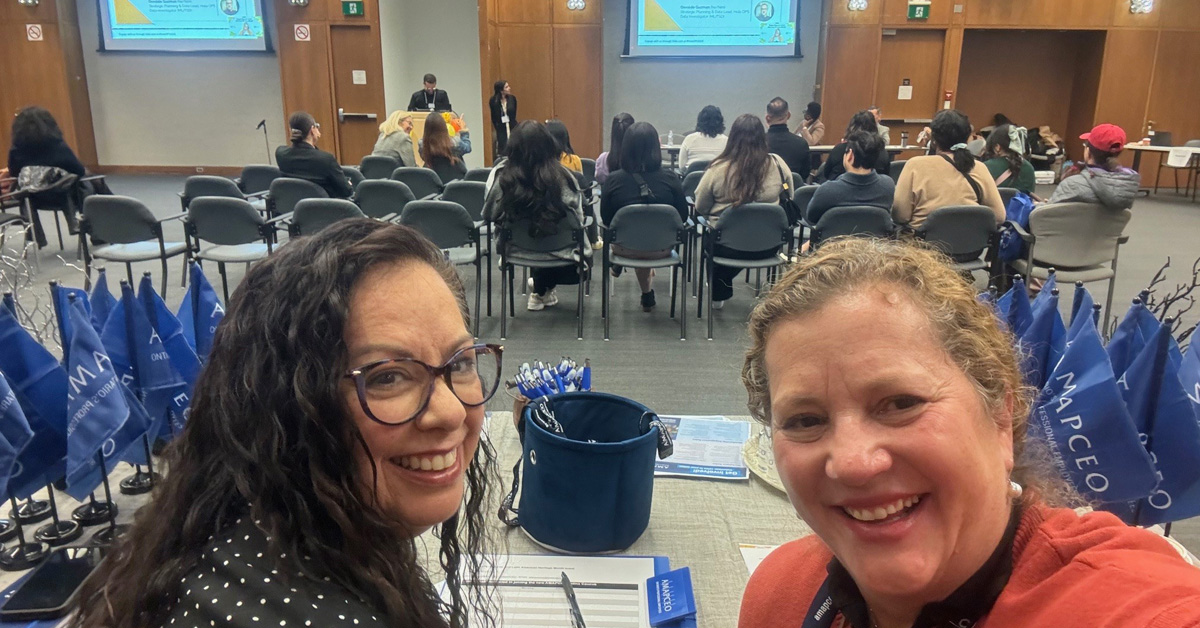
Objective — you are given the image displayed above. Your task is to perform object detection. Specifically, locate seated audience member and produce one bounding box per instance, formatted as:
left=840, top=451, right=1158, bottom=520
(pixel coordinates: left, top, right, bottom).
left=407, top=73, right=452, bottom=112
left=595, top=112, right=634, bottom=184
left=1046, top=124, right=1139, bottom=211
left=892, top=109, right=1004, bottom=229
left=739, top=237, right=1200, bottom=628
left=765, top=97, right=811, bottom=176
left=71, top=219, right=502, bottom=628
left=483, top=120, right=590, bottom=311
left=546, top=119, right=583, bottom=173
left=695, top=114, right=791, bottom=308
left=868, top=105, right=891, bottom=145
left=679, top=105, right=728, bottom=170
left=820, top=111, right=891, bottom=182
left=6, top=106, right=91, bottom=246
left=806, top=131, right=895, bottom=224
left=420, top=114, right=467, bottom=183
left=489, top=79, right=517, bottom=159
left=372, top=111, right=417, bottom=167
left=276, top=111, right=354, bottom=198
left=601, top=122, right=689, bottom=312
left=983, top=124, right=1035, bottom=194
left=797, top=101, right=825, bottom=146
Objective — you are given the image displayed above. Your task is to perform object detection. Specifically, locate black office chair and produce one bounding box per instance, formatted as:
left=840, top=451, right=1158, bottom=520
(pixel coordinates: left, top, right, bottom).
left=354, top=179, right=415, bottom=220
left=464, top=168, right=493, bottom=183
left=237, top=165, right=283, bottom=195
left=697, top=203, right=791, bottom=339
left=361, top=155, right=400, bottom=180
left=342, top=166, right=365, bottom=190
left=805, top=205, right=895, bottom=250
left=913, top=205, right=999, bottom=275
left=391, top=167, right=444, bottom=199
left=181, top=175, right=267, bottom=214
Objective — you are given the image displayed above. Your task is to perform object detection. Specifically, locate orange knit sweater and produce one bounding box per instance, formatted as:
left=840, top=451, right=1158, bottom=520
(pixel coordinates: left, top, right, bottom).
left=739, top=505, right=1200, bottom=628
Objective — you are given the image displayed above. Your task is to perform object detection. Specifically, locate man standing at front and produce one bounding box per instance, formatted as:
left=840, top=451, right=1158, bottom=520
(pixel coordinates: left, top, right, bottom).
left=408, top=73, right=453, bottom=112
left=765, top=97, right=810, bottom=176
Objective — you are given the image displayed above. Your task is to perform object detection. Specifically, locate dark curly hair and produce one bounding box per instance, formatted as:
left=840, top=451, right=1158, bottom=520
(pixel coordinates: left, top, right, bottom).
left=695, top=105, right=725, bottom=138
left=494, top=120, right=579, bottom=237
left=69, top=220, right=498, bottom=628
left=11, top=106, right=64, bottom=148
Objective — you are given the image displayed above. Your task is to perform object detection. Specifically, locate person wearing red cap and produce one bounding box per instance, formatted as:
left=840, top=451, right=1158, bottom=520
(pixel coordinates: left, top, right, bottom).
left=1046, top=123, right=1140, bottom=210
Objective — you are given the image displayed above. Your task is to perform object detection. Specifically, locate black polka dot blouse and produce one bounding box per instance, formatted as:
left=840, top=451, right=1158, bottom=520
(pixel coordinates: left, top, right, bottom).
left=164, top=517, right=386, bottom=628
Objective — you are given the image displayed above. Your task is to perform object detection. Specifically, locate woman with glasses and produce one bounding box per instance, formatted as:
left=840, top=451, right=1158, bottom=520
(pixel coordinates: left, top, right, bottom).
left=70, top=220, right=503, bottom=628
left=276, top=111, right=354, bottom=198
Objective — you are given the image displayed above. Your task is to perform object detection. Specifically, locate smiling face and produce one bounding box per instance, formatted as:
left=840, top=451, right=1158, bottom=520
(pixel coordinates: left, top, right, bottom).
left=341, top=261, right=482, bottom=534
left=765, top=285, right=1014, bottom=609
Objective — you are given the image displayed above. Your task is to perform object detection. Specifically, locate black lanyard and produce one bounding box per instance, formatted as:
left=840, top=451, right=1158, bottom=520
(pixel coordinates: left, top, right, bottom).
left=800, top=580, right=838, bottom=628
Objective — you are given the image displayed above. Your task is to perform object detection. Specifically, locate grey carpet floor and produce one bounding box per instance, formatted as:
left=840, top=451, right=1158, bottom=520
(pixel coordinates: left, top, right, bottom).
left=6, top=174, right=1200, bottom=556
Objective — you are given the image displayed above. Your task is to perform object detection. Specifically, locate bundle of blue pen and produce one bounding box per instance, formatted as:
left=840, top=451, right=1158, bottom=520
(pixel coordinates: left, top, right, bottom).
left=509, top=357, right=592, bottom=400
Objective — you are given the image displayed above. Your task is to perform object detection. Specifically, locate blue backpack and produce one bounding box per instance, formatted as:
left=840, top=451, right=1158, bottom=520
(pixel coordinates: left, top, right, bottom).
left=998, top=191, right=1035, bottom=262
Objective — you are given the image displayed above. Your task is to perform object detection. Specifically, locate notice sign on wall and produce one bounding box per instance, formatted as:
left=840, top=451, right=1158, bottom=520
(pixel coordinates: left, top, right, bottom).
left=294, top=24, right=311, bottom=41
left=26, top=24, right=44, bottom=41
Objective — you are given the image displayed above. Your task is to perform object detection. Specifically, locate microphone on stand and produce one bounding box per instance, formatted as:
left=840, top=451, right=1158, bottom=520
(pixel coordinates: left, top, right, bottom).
left=256, top=119, right=271, bottom=164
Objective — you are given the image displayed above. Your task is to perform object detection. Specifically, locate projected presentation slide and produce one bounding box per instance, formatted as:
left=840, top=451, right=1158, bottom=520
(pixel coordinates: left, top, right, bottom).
left=98, top=0, right=269, bottom=52
left=627, top=0, right=799, bottom=57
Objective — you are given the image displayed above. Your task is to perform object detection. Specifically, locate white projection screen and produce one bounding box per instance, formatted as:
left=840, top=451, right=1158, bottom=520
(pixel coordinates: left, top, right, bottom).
left=98, top=0, right=271, bottom=52
left=625, top=0, right=801, bottom=57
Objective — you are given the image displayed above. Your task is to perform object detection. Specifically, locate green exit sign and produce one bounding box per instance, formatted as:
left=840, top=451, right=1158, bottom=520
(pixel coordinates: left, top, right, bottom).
left=342, top=0, right=364, bottom=16
left=907, top=1, right=931, bottom=19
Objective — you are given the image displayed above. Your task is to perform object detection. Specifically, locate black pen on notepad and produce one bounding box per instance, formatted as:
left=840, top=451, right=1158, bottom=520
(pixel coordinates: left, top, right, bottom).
left=560, top=571, right=587, bottom=628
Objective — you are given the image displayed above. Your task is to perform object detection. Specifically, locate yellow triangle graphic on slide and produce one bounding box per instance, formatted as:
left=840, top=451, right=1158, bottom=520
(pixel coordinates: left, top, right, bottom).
left=644, top=0, right=682, bottom=31
left=114, top=0, right=153, bottom=25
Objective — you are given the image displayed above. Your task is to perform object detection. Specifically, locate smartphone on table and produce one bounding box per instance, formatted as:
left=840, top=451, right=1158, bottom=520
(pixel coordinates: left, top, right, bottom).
left=0, top=547, right=104, bottom=622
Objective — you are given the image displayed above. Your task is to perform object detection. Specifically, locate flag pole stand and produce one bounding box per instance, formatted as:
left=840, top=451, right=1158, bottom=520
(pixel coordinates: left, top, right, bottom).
left=119, top=437, right=160, bottom=495
left=33, top=484, right=81, bottom=546
left=0, top=499, right=49, bottom=571
left=88, top=453, right=127, bottom=545
left=8, top=497, right=52, bottom=525
left=72, top=493, right=117, bottom=527
left=0, top=519, right=16, bottom=543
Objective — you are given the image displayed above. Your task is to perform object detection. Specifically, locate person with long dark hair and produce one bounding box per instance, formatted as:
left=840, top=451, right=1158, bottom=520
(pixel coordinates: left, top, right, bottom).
left=694, top=113, right=792, bottom=307
left=546, top=119, right=582, bottom=173
left=483, top=120, right=589, bottom=311
left=983, top=124, right=1036, bottom=194
left=70, top=219, right=502, bottom=628
left=1046, top=123, right=1139, bottom=210
left=601, top=122, right=689, bottom=311
left=488, top=79, right=517, bottom=159
left=421, top=114, right=467, bottom=182
left=818, top=110, right=890, bottom=182
left=892, top=109, right=1005, bottom=228
left=7, top=106, right=91, bottom=245
left=595, top=112, right=634, bottom=184
left=276, top=111, right=354, bottom=198
left=678, top=105, right=728, bottom=170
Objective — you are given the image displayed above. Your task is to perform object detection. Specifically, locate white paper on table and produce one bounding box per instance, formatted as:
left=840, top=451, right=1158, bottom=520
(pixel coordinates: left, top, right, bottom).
left=1167, top=147, right=1193, bottom=168
left=897, top=85, right=913, bottom=100
left=655, top=415, right=751, bottom=480
left=444, top=554, right=657, bottom=628
left=739, top=544, right=779, bottom=577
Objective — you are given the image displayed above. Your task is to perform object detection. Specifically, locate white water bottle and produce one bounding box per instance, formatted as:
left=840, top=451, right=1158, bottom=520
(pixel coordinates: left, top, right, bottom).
left=667, top=130, right=675, bottom=146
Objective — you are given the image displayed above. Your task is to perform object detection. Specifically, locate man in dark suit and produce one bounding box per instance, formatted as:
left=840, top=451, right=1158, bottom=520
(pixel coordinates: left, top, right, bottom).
left=765, top=97, right=810, bottom=176
left=407, top=73, right=453, bottom=112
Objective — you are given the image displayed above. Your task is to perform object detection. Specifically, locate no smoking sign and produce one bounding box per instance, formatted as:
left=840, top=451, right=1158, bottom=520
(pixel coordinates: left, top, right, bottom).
left=26, top=24, right=43, bottom=41
left=293, top=23, right=311, bottom=41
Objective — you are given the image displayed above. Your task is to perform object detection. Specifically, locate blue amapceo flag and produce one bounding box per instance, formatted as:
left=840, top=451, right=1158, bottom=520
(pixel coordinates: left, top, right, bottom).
left=50, top=282, right=91, bottom=364
left=0, top=308, right=69, bottom=498
left=177, top=262, right=225, bottom=363
left=1106, top=325, right=1200, bottom=526
left=90, top=268, right=118, bottom=335
left=1019, top=289, right=1066, bottom=391
left=0, top=374, right=35, bottom=502
left=1068, top=284, right=1095, bottom=334
left=1108, top=299, right=1158, bottom=378
left=1030, top=313, right=1157, bottom=504
left=139, top=275, right=199, bottom=436
left=64, top=298, right=153, bottom=500
left=996, top=277, right=1034, bottom=336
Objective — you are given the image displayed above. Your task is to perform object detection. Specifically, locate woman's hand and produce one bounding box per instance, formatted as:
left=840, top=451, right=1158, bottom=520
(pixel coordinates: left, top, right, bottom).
left=512, top=393, right=529, bottom=429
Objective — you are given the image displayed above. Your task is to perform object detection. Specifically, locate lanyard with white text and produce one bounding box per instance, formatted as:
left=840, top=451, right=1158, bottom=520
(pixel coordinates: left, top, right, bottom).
left=800, top=579, right=838, bottom=628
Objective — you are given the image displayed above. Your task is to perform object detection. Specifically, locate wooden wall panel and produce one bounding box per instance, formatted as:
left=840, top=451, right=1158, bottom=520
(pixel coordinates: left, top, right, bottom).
left=829, top=0, right=882, bottom=25
left=552, top=25, right=603, bottom=157
left=1161, top=0, right=1200, bottom=31
left=881, top=0, right=952, bottom=25
left=957, top=30, right=1093, bottom=140
left=57, top=0, right=97, bottom=167
left=497, top=25, right=555, bottom=126
left=1064, top=32, right=1106, bottom=163
left=275, top=20, right=336, bottom=146
left=1095, top=29, right=1157, bottom=174
left=275, top=0, right=329, bottom=23
left=553, top=0, right=602, bottom=24
left=1147, top=31, right=1200, bottom=145
left=1113, top=0, right=1162, bottom=28
left=498, top=0, right=551, bottom=24
left=965, top=0, right=1111, bottom=28
left=821, top=26, right=881, bottom=142
left=875, top=30, right=944, bottom=120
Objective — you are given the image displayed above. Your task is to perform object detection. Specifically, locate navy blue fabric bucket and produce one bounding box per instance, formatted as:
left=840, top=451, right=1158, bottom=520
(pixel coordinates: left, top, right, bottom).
left=499, top=392, right=665, bottom=554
